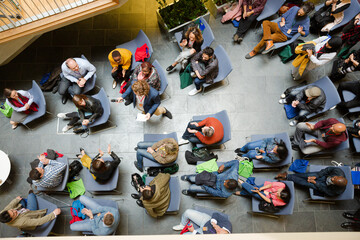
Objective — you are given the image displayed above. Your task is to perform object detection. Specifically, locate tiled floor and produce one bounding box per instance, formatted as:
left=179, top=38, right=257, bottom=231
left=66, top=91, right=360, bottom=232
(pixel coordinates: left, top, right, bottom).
left=0, top=0, right=359, bottom=237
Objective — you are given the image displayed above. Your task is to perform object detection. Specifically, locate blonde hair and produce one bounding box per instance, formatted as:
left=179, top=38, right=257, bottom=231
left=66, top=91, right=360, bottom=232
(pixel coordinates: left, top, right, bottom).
left=131, top=80, right=150, bottom=96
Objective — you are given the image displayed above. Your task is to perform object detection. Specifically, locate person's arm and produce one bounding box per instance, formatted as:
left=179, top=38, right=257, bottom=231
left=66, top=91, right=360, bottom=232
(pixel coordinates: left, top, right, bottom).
left=310, top=52, right=336, bottom=67
left=314, top=138, right=341, bottom=149
left=78, top=108, right=85, bottom=121
left=48, top=160, right=67, bottom=174
left=202, top=185, right=229, bottom=198
left=191, top=52, right=202, bottom=66
left=300, top=19, right=310, bottom=37
left=5, top=99, right=21, bottom=112
left=252, top=0, right=267, bottom=15
left=109, top=151, right=121, bottom=167
left=222, top=159, right=239, bottom=170
left=23, top=211, right=57, bottom=228
left=122, top=50, right=132, bottom=70
left=145, top=93, right=161, bottom=116
left=87, top=98, right=103, bottom=123
left=151, top=139, right=166, bottom=149
left=2, top=198, right=21, bottom=211
left=121, top=83, right=133, bottom=99
left=317, top=167, right=337, bottom=178
left=313, top=118, right=335, bottom=130
left=259, top=184, right=272, bottom=191
left=331, top=3, right=350, bottom=14
left=82, top=60, right=96, bottom=81
left=196, top=58, right=218, bottom=77
left=20, top=90, right=34, bottom=106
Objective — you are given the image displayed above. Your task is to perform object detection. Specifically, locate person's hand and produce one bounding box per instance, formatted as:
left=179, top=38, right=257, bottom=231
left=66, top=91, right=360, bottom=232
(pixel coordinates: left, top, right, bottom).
left=190, top=48, right=196, bottom=55
left=243, top=11, right=247, bottom=19
left=280, top=21, right=285, bottom=27
left=16, top=196, right=22, bottom=200
left=99, top=149, right=104, bottom=157
left=53, top=208, right=61, bottom=216
left=107, top=144, right=111, bottom=154
left=24, top=103, right=30, bottom=110
left=350, top=54, right=354, bottom=61
left=82, top=119, right=90, bottom=126
left=196, top=71, right=204, bottom=79
left=307, top=177, right=316, bottom=184
left=38, top=154, right=49, bottom=165
left=304, top=139, right=316, bottom=143
left=187, top=128, right=197, bottom=134
left=305, top=122, right=315, bottom=130
left=117, top=97, right=124, bottom=103
left=218, top=164, right=225, bottom=173
left=180, top=39, right=187, bottom=47
left=147, top=147, right=155, bottom=153
left=259, top=149, right=265, bottom=153
left=111, top=66, right=118, bottom=73
left=251, top=189, right=260, bottom=193
left=190, top=122, right=199, bottom=127
left=298, top=25, right=304, bottom=33
left=306, top=49, right=313, bottom=57
left=188, top=224, right=194, bottom=232
left=345, top=58, right=350, bottom=64
left=122, top=69, right=126, bottom=78
left=292, top=100, right=300, bottom=108
left=145, top=113, right=151, bottom=120
left=246, top=11, right=253, bottom=17
left=255, top=155, right=263, bottom=159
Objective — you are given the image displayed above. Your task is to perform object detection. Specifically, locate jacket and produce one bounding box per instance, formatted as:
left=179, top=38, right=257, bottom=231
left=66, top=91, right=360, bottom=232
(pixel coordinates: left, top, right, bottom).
left=202, top=160, right=239, bottom=198
left=259, top=138, right=282, bottom=164
left=108, top=48, right=132, bottom=70
left=195, top=117, right=224, bottom=145
left=151, top=138, right=179, bottom=164
left=313, top=118, right=348, bottom=149
left=312, top=167, right=346, bottom=197
left=295, top=85, right=326, bottom=113
left=88, top=205, right=120, bottom=235
left=78, top=96, right=104, bottom=123
left=142, top=173, right=171, bottom=218
left=191, top=50, right=219, bottom=84
left=90, top=152, right=121, bottom=183
left=1, top=198, right=56, bottom=231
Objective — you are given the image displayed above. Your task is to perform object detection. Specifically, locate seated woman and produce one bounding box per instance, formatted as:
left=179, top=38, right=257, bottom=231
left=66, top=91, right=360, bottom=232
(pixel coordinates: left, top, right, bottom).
left=235, top=138, right=288, bottom=164
left=337, top=80, right=360, bottom=112
left=134, top=138, right=179, bottom=172
left=338, top=13, right=360, bottom=58
left=291, top=36, right=342, bottom=81
left=279, top=86, right=326, bottom=126
left=77, top=144, right=121, bottom=183
left=166, top=26, right=203, bottom=72
left=310, top=0, right=351, bottom=35
left=57, top=94, right=103, bottom=134
left=235, top=179, right=291, bottom=208
left=347, top=119, right=360, bottom=138
left=330, top=49, right=360, bottom=81
left=4, top=88, right=39, bottom=129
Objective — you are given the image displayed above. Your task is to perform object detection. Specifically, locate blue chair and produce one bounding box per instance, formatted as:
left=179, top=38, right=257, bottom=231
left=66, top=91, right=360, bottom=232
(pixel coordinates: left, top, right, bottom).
left=116, top=29, right=153, bottom=70
left=304, top=118, right=349, bottom=155
left=81, top=54, right=97, bottom=94
left=256, top=0, right=286, bottom=22
left=191, top=205, right=229, bottom=229
left=142, top=132, right=178, bottom=168
left=342, top=83, right=360, bottom=114
left=174, top=16, right=215, bottom=50
left=83, top=157, right=120, bottom=194
left=145, top=176, right=181, bottom=214
left=152, top=60, right=168, bottom=97
left=36, top=157, right=69, bottom=192
left=329, top=0, right=360, bottom=32
left=350, top=120, right=360, bottom=152
left=24, top=196, right=58, bottom=237
left=201, top=45, right=233, bottom=94
left=249, top=177, right=295, bottom=217
left=192, top=110, right=231, bottom=148
left=308, top=165, right=354, bottom=201
left=250, top=132, right=292, bottom=169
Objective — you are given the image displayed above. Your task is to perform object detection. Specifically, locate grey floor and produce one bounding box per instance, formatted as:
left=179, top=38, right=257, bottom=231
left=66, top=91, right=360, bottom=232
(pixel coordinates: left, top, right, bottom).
left=0, top=0, right=360, bottom=237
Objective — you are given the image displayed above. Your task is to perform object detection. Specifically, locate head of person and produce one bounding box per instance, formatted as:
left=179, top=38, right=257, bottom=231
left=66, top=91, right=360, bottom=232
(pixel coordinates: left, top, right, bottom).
left=3, top=88, right=18, bottom=100
left=164, top=142, right=179, bottom=155
left=202, top=47, right=214, bottom=62
left=72, top=94, right=88, bottom=108
left=140, top=62, right=153, bottom=78
left=65, top=58, right=79, bottom=72
left=275, top=140, right=288, bottom=160
left=0, top=209, right=17, bottom=223
left=131, top=80, right=150, bottom=97
left=91, top=158, right=106, bottom=173
left=185, top=27, right=203, bottom=43
left=112, top=50, right=122, bottom=63
left=297, top=2, right=314, bottom=17
left=140, top=185, right=154, bottom=200
left=330, top=123, right=346, bottom=134
left=103, top=212, right=115, bottom=227
left=224, top=179, right=238, bottom=190
left=325, top=37, right=343, bottom=52
left=29, top=167, right=44, bottom=180
left=332, top=176, right=348, bottom=187
left=278, top=184, right=291, bottom=204
left=202, top=126, right=214, bottom=138
left=305, top=86, right=322, bottom=100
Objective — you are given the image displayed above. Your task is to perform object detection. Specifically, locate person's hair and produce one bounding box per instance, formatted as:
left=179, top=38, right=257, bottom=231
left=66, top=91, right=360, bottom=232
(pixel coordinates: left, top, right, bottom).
left=72, top=94, right=89, bottom=109
left=0, top=211, right=12, bottom=223
left=142, top=189, right=154, bottom=200
left=203, top=127, right=214, bottom=137
left=29, top=168, right=42, bottom=180
left=327, top=36, right=343, bottom=51
left=141, top=61, right=153, bottom=72
left=185, top=27, right=203, bottom=43
left=112, top=50, right=121, bottom=59
left=3, top=88, right=14, bottom=99
left=131, top=80, right=150, bottom=96
left=202, top=47, right=214, bottom=57
left=226, top=179, right=238, bottom=190
left=165, top=143, right=179, bottom=155
left=277, top=140, right=288, bottom=160
left=301, top=2, right=314, bottom=15
left=279, top=184, right=291, bottom=204
left=92, top=159, right=106, bottom=173
left=103, top=213, right=114, bottom=226
left=65, top=58, right=75, bottom=68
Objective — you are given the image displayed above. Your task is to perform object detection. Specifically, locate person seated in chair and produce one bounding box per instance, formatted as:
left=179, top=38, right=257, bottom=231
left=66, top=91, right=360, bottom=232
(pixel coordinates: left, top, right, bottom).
left=291, top=118, right=348, bottom=155
left=131, top=173, right=171, bottom=218
left=245, top=2, right=314, bottom=59
left=337, top=80, right=360, bottom=112
left=57, top=94, right=104, bottom=134
left=279, top=86, right=326, bottom=126
left=108, top=48, right=132, bottom=89
left=76, top=144, right=121, bottom=183
left=347, top=119, right=360, bottom=138
left=330, top=49, right=360, bottom=81
left=3, top=88, right=39, bottom=130
left=338, top=13, right=360, bottom=58
left=188, top=47, right=219, bottom=96
left=29, top=153, right=67, bottom=188
left=0, top=191, right=61, bottom=231
left=276, top=166, right=347, bottom=197
left=235, top=138, right=288, bottom=164
left=180, top=117, right=224, bottom=146
left=70, top=195, right=120, bottom=235
left=181, top=160, right=239, bottom=198
left=59, top=57, right=96, bottom=104
left=134, top=138, right=179, bottom=172
left=172, top=209, right=232, bottom=234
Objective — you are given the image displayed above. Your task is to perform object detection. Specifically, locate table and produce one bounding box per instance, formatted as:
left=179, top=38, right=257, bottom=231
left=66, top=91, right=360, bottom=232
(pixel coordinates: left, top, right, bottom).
left=0, top=150, right=11, bottom=186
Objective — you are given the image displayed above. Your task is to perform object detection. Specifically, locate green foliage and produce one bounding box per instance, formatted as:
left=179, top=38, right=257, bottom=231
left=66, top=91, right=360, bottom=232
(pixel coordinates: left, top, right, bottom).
left=157, top=0, right=208, bottom=29
left=213, top=0, right=233, bottom=6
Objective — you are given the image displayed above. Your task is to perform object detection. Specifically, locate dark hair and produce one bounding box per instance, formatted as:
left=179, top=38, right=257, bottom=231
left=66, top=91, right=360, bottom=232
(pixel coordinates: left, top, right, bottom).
left=103, top=213, right=114, bottom=226
left=202, top=47, right=214, bottom=57
left=112, top=50, right=121, bottom=59
left=277, top=140, right=288, bottom=160
left=92, top=159, right=106, bottom=173
left=328, top=36, right=343, bottom=51
left=142, top=189, right=154, bottom=200
left=3, top=88, right=13, bottom=99
left=280, top=184, right=291, bottom=204
left=226, top=179, right=238, bottom=190
left=72, top=94, right=89, bottom=109
left=0, top=211, right=12, bottom=223
left=301, top=2, right=314, bottom=15
left=185, top=26, right=203, bottom=43
left=29, top=169, right=42, bottom=180
left=141, top=62, right=153, bottom=71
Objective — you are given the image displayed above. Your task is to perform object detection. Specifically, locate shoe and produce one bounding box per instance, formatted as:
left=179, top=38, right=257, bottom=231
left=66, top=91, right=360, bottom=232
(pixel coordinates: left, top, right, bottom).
left=180, top=175, right=189, bottom=181
left=28, top=189, right=34, bottom=194
left=188, top=87, right=202, bottom=96
left=172, top=224, right=185, bottom=231
left=280, top=93, right=286, bottom=99
left=73, top=127, right=86, bottom=134
left=290, top=136, right=295, bottom=142
left=136, top=200, right=144, bottom=208
left=289, top=120, right=298, bottom=127
left=237, top=36, right=243, bottom=43
left=57, top=113, right=67, bottom=118
left=62, top=125, right=73, bottom=132
left=162, top=108, right=173, bottom=119
left=11, top=124, right=18, bottom=130
left=278, top=99, right=287, bottom=104
left=233, top=34, right=239, bottom=42
left=275, top=172, right=288, bottom=180
left=181, top=189, right=193, bottom=196
left=112, top=80, right=117, bottom=89
left=131, top=193, right=140, bottom=200
left=134, top=147, right=138, bottom=151
left=166, top=65, right=175, bottom=72
left=125, top=99, right=133, bottom=106
left=190, top=72, right=196, bottom=78
left=134, top=161, right=143, bottom=172
left=178, top=139, right=190, bottom=145
left=234, top=148, right=246, bottom=154
left=291, top=144, right=300, bottom=151
left=245, top=50, right=257, bottom=59
left=343, top=212, right=360, bottom=221
left=262, top=40, right=274, bottom=54
left=341, top=222, right=360, bottom=229
left=62, top=94, right=68, bottom=104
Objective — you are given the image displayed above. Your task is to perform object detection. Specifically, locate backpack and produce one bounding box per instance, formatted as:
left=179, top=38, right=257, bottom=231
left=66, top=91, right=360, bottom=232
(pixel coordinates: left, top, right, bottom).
left=192, top=147, right=211, bottom=159
left=147, top=163, right=179, bottom=177
left=258, top=200, right=280, bottom=213
left=68, top=160, right=83, bottom=182
left=185, top=150, right=218, bottom=165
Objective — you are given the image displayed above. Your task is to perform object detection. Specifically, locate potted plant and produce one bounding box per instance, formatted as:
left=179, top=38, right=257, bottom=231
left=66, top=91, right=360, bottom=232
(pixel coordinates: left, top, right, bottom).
left=156, top=0, right=210, bottom=36
left=206, top=0, right=234, bottom=17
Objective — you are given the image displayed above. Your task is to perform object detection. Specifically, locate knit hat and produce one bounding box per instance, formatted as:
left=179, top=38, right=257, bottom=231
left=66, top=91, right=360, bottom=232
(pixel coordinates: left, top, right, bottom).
left=305, top=87, right=321, bottom=98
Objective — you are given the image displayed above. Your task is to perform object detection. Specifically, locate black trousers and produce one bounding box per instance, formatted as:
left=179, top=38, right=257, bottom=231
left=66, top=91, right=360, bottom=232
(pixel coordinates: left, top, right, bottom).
left=111, top=58, right=133, bottom=83
left=337, top=81, right=360, bottom=109
left=235, top=14, right=259, bottom=37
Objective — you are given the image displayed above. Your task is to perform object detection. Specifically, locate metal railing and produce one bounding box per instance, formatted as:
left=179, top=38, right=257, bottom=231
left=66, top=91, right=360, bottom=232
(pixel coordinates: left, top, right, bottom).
left=0, top=0, right=98, bottom=32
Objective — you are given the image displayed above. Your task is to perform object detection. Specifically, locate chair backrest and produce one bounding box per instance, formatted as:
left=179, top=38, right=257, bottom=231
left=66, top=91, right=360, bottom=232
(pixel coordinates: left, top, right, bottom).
left=257, top=0, right=286, bottom=21
left=135, top=29, right=153, bottom=59
left=213, top=45, right=233, bottom=83
left=199, top=16, right=215, bottom=49
left=343, top=89, right=360, bottom=113
left=90, top=88, right=110, bottom=127
left=152, top=60, right=168, bottom=95
left=330, top=0, right=360, bottom=31
left=23, top=80, right=46, bottom=125
left=36, top=156, right=69, bottom=191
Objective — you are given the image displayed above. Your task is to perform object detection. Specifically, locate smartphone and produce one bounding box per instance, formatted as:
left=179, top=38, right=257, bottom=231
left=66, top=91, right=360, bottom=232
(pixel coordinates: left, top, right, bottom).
left=110, top=99, right=117, bottom=102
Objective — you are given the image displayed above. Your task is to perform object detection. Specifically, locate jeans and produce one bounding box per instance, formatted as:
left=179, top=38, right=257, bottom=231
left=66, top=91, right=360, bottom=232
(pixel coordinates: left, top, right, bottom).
left=293, top=122, right=324, bottom=154
left=286, top=172, right=317, bottom=189
left=180, top=209, right=212, bottom=234
left=184, top=174, right=208, bottom=194
left=136, top=141, right=157, bottom=168
left=182, top=120, right=202, bottom=144
left=70, top=195, right=101, bottom=232
left=240, top=140, right=263, bottom=159
left=20, top=193, right=38, bottom=211
left=58, top=76, right=86, bottom=97
left=194, top=78, right=206, bottom=90
left=241, top=182, right=264, bottom=200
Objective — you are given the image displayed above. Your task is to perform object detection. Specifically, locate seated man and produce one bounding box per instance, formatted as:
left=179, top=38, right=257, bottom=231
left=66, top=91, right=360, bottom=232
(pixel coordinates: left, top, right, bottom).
left=188, top=47, right=219, bottom=96
left=172, top=209, right=232, bottom=234
left=180, top=117, right=224, bottom=146
left=291, top=118, right=348, bottom=154
left=330, top=49, right=360, bottom=81
left=70, top=195, right=120, bottom=235
left=181, top=160, right=239, bottom=198
left=0, top=191, right=61, bottom=231
left=276, top=166, right=347, bottom=197
left=245, top=2, right=314, bottom=59
left=279, top=86, right=326, bottom=126
left=108, top=48, right=132, bottom=89
left=131, top=173, right=171, bottom=218
left=59, top=57, right=96, bottom=104
left=29, top=154, right=67, bottom=188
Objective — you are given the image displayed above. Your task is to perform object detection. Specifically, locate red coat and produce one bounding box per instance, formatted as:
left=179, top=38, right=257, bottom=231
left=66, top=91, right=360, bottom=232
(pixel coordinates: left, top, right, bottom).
left=313, top=118, right=348, bottom=149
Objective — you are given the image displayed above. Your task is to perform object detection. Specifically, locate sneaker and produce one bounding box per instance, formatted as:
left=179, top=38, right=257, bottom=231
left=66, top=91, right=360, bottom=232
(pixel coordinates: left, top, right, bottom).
left=73, top=127, right=87, bottom=134
left=134, top=161, right=143, bottom=172
left=178, top=139, right=190, bottom=145
left=57, top=113, right=67, bottom=119
left=188, top=87, right=202, bottom=96
left=280, top=93, right=286, bottom=99
left=190, top=72, right=196, bottom=78
left=245, top=50, right=257, bottom=59
left=162, top=108, right=173, bottom=119
left=172, top=224, right=185, bottom=231
left=62, top=125, right=73, bottom=132
left=112, top=80, right=117, bottom=89
left=166, top=65, right=175, bottom=72
left=279, top=99, right=287, bottom=104
left=289, top=120, right=298, bottom=127
left=180, top=175, right=189, bottom=181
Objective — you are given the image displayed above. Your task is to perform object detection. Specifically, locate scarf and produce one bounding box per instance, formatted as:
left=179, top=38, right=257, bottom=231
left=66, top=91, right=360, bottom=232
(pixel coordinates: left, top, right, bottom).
left=9, top=93, right=38, bottom=114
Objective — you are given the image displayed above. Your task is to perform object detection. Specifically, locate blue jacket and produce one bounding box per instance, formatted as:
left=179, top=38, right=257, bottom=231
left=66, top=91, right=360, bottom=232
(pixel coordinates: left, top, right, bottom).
left=278, top=6, right=310, bottom=38
left=260, top=138, right=281, bottom=164
left=90, top=206, right=120, bottom=235
left=122, top=82, right=161, bottom=116
left=203, top=160, right=239, bottom=198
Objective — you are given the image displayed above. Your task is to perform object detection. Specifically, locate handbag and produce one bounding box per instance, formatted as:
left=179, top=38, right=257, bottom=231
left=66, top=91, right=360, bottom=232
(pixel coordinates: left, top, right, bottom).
left=0, top=102, right=13, bottom=118
left=179, top=64, right=193, bottom=89
left=69, top=207, right=83, bottom=224
left=258, top=199, right=280, bottom=213
left=131, top=173, right=145, bottom=192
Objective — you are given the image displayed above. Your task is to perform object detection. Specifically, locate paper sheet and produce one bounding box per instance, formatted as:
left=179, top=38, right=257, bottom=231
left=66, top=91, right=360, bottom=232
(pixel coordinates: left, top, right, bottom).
left=136, top=113, right=148, bottom=122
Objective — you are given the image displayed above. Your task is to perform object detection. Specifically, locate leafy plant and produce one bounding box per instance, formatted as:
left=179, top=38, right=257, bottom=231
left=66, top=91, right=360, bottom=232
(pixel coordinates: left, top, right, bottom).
left=213, top=0, right=233, bottom=6
left=157, top=0, right=208, bottom=29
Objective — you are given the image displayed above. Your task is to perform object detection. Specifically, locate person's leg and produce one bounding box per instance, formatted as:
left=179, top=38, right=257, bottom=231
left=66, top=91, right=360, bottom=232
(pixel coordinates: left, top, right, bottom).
left=68, top=83, right=83, bottom=97
left=338, top=82, right=360, bottom=109
left=79, top=195, right=101, bottom=210
left=188, top=184, right=207, bottom=194
left=136, top=149, right=155, bottom=167
left=295, top=110, right=310, bottom=122
left=174, top=49, right=192, bottom=64
left=111, top=68, right=122, bottom=83
left=241, top=182, right=264, bottom=200
left=235, top=14, right=259, bottom=37
left=67, top=112, right=81, bottom=126
left=287, top=172, right=317, bottom=189
left=70, top=219, right=93, bottom=232
left=194, top=78, right=206, bottom=91
left=137, top=141, right=157, bottom=149
left=182, top=121, right=202, bottom=140
left=153, top=106, right=167, bottom=116
left=293, top=122, right=316, bottom=145
left=330, top=59, right=346, bottom=81
left=300, top=143, right=324, bottom=155
left=180, top=209, right=212, bottom=230
left=242, top=150, right=257, bottom=159
left=240, top=140, right=263, bottom=152
left=58, top=77, right=71, bottom=96
left=188, top=135, right=202, bottom=144
left=26, top=193, right=38, bottom=211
